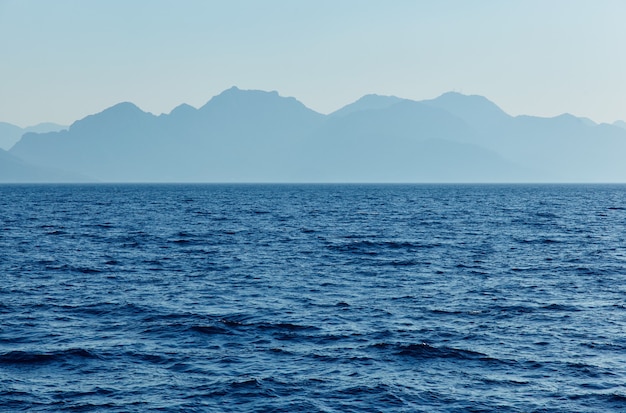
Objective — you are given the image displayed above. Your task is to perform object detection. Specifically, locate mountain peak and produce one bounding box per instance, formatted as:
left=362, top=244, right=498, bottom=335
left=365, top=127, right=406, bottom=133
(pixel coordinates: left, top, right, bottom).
left=432, top=92, right=505, bottom=112
left=81, top=101, right=146, bottom=120
left=169, top=103, right=196, bottom=116
left=199, top=87, right=314, bottom=116
left=213, top=86, right=280, bottom=99
left=423, top=92, right=510, bottom=127
left=355, top=93, right=404, bottom=105
left=104, top=101, right=144, bottom=114
left=330, top=94, right=406, bottom=118
left=69, top=101, right=151, bottom=133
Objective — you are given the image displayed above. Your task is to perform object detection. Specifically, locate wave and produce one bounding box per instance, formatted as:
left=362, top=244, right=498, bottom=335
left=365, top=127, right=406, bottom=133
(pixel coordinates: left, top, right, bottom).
left=0, top=348, right=100, bottom=365
left=370, top=342, right=488, bottom=361
left=327, top=240, right=439, bottom=255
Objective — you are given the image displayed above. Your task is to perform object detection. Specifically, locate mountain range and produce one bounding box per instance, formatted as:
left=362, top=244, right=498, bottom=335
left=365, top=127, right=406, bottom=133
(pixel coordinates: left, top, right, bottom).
left=0, top=122, right=66, bottom=151
left=4, top=87, right=626, bottom=183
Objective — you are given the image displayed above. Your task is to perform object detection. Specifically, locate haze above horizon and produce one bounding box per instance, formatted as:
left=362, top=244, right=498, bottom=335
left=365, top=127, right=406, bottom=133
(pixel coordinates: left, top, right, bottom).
left=1, top=0, right=625, bottom=127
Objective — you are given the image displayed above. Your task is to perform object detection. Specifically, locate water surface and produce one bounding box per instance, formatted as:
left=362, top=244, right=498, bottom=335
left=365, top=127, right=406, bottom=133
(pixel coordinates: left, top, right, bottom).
left=1, top=184, right=625, bottom=412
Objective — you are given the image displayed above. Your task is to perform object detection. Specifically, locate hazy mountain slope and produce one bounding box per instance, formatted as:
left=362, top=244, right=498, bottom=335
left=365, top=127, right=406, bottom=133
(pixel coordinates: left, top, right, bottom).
left=502, top=115, right=626, bottom=182
left=421, top=93, right=626, bottom=181
left=0, top=122, right=22, bottom=150
left=11, top=103, right=163, bottom=181
left=322, top=100, right=476, bottom=143
left=297, top=137, right=534, bottom=183
left=0, top=121, right=66, bottom=150
left=0, top=148, right=91, bottom=182
left=299, top=100, right=532, bottom=182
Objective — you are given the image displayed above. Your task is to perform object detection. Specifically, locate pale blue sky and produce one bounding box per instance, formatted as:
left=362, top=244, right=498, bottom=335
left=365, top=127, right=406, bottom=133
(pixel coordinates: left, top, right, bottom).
left=1, top=0, right=625, bottom=127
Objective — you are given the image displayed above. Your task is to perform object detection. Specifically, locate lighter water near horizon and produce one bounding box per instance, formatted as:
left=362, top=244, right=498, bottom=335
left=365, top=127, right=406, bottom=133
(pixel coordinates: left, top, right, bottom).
left=1, top=183, right=626, bottom=412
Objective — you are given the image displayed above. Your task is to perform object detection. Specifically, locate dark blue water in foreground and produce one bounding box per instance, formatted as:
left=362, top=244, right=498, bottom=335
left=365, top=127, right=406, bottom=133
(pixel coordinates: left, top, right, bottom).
left=1, top=184, right=626, bottom=412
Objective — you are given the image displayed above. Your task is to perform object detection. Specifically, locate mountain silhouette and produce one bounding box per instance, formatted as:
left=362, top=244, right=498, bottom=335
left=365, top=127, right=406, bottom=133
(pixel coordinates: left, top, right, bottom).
left=6, top=87, right=626, bottom=182
left=0, top=122, right=66, bottom=150
left=420, top=93, right=626, bottom=181
left=10, top=88, right=326, bottom=182
left=298, top=99, right=534, bottom=182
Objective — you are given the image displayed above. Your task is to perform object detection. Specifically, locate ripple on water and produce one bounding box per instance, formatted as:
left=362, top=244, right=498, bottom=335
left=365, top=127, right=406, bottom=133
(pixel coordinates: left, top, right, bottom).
left=1, top=184, right=626, bottom=412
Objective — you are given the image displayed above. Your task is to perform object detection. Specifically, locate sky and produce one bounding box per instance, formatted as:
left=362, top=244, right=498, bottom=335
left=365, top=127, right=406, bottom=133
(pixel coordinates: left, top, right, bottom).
left=1, top=0, right=625, bottom=127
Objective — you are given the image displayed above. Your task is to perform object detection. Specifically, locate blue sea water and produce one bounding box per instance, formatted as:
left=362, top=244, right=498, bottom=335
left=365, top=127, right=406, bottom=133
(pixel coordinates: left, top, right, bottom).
left=1, top=184, right=626, bottom=412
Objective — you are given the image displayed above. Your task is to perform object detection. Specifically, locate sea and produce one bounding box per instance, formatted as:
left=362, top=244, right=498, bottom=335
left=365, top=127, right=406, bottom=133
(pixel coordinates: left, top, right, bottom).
left=1, top=184, right=625, bottom=412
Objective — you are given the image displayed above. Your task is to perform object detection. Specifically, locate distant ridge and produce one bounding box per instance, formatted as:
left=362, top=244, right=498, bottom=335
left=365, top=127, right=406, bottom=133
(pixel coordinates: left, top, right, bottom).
left=329, top=94, right=407, bottom=118
left=5, top=87, right=626, bottom=183
left=0, top=122, right=66, bottom=151
left=614, top=120, right=626, bottom=130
